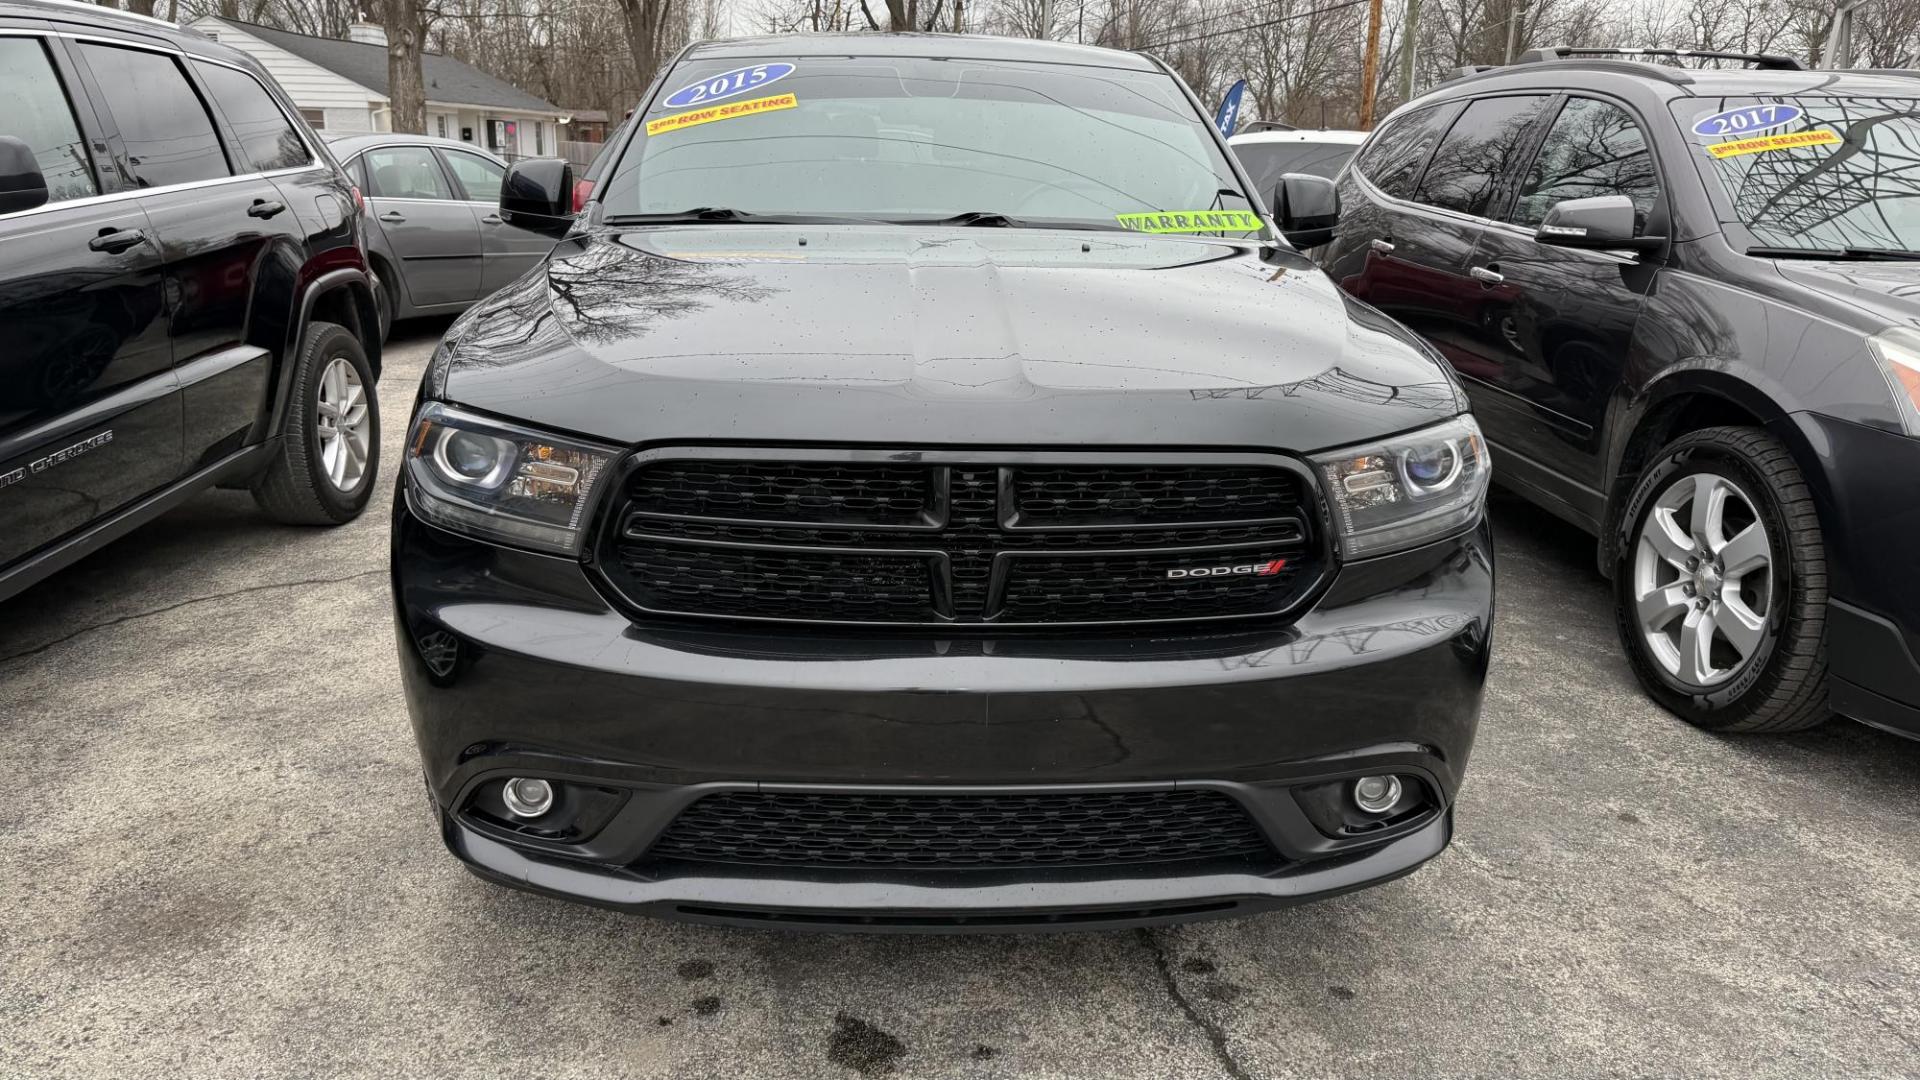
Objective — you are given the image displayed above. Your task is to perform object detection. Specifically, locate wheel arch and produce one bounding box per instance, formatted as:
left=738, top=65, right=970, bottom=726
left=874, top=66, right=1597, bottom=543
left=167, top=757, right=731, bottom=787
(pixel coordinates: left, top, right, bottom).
left=262, top=268, right=381, bottom=449
left=1597, top=365, right=1821, bottom=575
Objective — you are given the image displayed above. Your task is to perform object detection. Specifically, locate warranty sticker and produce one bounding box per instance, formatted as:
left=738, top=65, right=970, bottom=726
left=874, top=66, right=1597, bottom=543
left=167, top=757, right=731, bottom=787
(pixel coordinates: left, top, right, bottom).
left=647, top=92, right=798, bottom=137
left=1706, top=129, right=1841, bottom=158
left=1116, top=209, right=1262, bottom=234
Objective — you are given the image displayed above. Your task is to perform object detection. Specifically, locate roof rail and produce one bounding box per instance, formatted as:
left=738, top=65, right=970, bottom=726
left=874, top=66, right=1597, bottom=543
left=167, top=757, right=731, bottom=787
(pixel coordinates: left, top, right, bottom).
left=1443, top=64, right=1497, bottom=82
left=1516, top=45, right=1804, bottom=71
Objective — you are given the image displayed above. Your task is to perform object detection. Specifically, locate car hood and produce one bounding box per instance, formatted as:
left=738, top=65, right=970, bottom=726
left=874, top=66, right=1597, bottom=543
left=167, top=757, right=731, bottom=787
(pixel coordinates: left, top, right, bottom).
left=1771, top=258, right=1920, bottom=331
left=433, top=225, right=1465, bottom=452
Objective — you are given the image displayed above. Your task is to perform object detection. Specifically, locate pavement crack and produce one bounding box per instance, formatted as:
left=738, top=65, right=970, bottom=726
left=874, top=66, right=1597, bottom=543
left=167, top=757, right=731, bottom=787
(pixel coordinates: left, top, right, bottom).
left=0, top=569, right=386, bottom=668
left=1137, top=928, right=1254, bottom=1080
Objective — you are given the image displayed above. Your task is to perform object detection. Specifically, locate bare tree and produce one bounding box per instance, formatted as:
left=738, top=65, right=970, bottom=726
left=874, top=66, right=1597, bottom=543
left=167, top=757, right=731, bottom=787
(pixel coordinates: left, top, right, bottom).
left=379, top=0, right=428, bottom=133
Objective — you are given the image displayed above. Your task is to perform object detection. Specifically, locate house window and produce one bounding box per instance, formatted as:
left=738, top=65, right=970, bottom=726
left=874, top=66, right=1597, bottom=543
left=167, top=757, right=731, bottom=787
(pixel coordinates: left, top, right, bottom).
left=436, top=115, right=448, bottom=139
left=534, top=120, right=543, bottom=155
left=300, top=108, right=326, bottom=130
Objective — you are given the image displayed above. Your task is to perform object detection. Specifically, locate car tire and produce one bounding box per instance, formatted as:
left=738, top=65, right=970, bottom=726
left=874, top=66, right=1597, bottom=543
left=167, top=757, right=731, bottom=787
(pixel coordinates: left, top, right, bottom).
left=1611, top=426, right=1828, bottom=732
left=250, top=320, right=379, bottom=525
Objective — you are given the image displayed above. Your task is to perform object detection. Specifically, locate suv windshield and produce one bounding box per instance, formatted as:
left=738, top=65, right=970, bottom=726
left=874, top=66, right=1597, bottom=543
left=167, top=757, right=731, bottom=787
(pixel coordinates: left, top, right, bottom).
left=599, top=55, right=1261, bottom=236
left=1677, top=96, right=1920, bottom=252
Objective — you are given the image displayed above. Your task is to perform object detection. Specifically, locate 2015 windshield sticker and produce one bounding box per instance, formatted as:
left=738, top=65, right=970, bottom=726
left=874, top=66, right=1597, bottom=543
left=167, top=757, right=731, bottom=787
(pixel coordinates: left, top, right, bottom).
left=1116, top=210, right=1262, bottom=234
left=662, top=63, right=795, bottom=108
left=1693, top=104, right=1802, bottom=139
left=1706, top=129, right=1841, bottom=159
left=646, top=93, right=799, bottom=137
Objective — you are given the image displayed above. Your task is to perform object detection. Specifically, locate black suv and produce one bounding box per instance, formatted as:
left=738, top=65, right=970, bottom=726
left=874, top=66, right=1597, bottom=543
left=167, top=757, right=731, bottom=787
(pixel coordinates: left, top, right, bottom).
left=0, top=0, right=381, bottom=603
left=1319, top=47, right=1920, bottom=739
left=391, top=35, right=1495, bottom=930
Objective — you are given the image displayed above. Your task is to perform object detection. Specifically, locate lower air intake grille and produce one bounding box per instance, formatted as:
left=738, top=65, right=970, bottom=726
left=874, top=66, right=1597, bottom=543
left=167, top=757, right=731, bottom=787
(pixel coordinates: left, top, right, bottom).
left=646, top=790, right=1275, bottom=870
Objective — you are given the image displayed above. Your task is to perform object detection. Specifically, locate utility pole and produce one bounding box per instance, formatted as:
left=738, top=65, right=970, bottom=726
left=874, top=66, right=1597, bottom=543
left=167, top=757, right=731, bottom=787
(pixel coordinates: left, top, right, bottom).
left=1824, top=0, right=1867, bottom=67
left=1399, top=0, right=1420, bottom=100
left=1038, top=0, right=1051, bottom=37
left=953, top=0, right=962, bottom=32
left=1358, top=0, right=1384, bottom=127
left=1503, top=0, right=1526, bottom=64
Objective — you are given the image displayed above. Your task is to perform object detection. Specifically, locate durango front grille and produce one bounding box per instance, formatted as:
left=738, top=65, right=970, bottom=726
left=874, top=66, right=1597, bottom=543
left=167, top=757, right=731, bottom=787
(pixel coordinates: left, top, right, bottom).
left=598, top=452, right=1326, bottom=627
left=646, top=789, right=1276, bottom=870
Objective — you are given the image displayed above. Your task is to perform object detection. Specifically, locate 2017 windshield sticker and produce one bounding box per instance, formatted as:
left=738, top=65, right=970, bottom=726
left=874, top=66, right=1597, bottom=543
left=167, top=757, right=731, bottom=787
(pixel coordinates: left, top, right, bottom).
left=1116, top=210, right=1261, bottom=234
left=1706, top=129, right=1841, bottom=159
left=662, top=63, right=795, bottom=109
left=647, top=93, right=799, bottom=137
left=1693, top=104, right=1802, bottom=139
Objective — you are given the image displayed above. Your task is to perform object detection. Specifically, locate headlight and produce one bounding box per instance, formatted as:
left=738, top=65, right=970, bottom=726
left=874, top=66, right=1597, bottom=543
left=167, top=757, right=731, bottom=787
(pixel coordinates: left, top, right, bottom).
left=1868, top=327, right=1920, bottom=436
left=1313, top=415, right=1490, bottom=558
left=404, top=402, right=618, bottom=554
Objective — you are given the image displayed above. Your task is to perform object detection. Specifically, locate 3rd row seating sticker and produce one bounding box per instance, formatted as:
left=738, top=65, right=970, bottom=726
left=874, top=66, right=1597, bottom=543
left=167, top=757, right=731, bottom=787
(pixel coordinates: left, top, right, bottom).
left=647, top=93, right=799, bottom=137
left=1706, top=129, right=1841, bottom=159
left=1116, top=210, right=1262, bottom=233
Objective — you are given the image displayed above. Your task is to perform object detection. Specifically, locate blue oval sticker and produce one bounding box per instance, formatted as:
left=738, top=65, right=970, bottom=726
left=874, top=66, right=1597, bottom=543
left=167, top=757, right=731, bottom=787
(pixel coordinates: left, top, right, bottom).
left=1693, top=104, right=1802, bottom=139
left=662, top=63, right=796, bottom=109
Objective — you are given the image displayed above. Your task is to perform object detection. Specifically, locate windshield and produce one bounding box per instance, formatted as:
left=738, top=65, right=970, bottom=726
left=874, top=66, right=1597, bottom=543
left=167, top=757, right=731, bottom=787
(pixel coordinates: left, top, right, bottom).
left=600, top=55, right=1262, bottom=236
left=1677, top=96, right=1920, bottom=252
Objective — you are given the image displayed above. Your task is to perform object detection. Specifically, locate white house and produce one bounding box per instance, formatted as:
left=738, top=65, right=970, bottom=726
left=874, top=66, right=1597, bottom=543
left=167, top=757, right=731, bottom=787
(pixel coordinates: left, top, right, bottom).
left=193, top=17, right=570, bottom=158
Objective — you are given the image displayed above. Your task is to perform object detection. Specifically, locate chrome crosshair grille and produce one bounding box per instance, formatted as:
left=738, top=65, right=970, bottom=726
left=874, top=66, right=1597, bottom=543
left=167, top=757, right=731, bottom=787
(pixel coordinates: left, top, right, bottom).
left=596, top=451, right=1328, bottom=627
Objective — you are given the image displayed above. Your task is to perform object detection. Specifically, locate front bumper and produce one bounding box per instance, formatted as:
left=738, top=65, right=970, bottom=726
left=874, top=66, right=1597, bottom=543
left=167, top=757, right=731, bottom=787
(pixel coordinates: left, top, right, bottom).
left=392, top=503, right=1494, bottom=929
left=1781, top=413, right=1920, bottom=737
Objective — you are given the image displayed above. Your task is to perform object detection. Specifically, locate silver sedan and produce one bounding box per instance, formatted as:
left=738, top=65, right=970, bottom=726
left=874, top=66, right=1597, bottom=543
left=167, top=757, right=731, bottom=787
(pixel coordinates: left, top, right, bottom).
left=325, top=133, right=556, bottom=337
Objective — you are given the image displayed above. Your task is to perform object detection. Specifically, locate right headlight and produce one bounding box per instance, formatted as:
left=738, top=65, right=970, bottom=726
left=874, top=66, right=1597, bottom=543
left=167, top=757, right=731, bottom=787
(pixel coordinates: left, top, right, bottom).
left=1312, top=415, right=1490, bottom=558
left=403, top=402, right=618, bottom=555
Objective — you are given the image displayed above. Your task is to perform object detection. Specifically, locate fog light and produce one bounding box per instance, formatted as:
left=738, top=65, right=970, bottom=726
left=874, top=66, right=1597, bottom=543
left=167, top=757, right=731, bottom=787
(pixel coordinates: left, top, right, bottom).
left=502, top=777, right=555, bottom=818
left=1352, top=775, right=1403, bottom=815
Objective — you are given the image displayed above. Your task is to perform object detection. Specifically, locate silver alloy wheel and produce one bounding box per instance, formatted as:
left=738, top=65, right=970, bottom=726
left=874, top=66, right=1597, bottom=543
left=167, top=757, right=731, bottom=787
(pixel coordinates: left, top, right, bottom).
left=1632, top=472, right=1774, bottom=688
left=315, top=355, right=371, bottom=491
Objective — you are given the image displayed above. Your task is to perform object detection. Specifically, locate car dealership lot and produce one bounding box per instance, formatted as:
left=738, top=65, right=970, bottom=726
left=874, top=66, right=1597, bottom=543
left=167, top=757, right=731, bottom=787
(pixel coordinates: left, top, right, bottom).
left=2, top=325, right=1916, bottom=1080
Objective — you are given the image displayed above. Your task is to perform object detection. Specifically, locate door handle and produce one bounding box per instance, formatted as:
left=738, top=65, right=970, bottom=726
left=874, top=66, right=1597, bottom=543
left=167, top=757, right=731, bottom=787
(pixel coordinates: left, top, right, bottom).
left=1370, top=238, right=1396, bottom=254
left=248, top=199, right=286, bottom=219
left=88, top=227, right=146, bottom=254
left=481, top=214, right=502, bottom=225
left=380, top=210, right=406, bottom=223
left=1469, top=265, right=1505, bottom=285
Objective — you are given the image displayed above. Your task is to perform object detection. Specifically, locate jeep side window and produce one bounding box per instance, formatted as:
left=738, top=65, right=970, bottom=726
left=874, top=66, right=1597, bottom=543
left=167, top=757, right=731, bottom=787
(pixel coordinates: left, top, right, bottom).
left=1354, top=105, right=1451, bottom=200
left=1511, top=97, right=1660, bottom=230
left=1415, top=95, right=1552, bottom=218
left=78, top=43, right=231, bottom=188
left=193, top=60, right=312, bottom=173
left=0, top=37, right=99, bottom=206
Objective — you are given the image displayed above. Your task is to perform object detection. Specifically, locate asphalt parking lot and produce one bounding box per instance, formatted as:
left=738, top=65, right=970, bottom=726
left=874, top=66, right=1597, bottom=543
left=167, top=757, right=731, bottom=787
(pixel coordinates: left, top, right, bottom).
left=3, top=322, right=1917, bottom=1080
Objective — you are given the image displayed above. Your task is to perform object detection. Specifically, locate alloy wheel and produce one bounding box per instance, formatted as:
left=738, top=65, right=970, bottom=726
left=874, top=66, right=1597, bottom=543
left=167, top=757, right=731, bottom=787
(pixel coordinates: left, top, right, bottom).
left=1632, top=471, right=1774, bottom=688
left=315, top=355, right=371, bottom=491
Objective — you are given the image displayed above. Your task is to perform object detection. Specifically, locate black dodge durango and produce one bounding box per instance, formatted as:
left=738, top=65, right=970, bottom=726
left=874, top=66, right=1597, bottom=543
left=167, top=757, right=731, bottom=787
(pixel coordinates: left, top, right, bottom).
left=391, top=34, right=1495, bottom=930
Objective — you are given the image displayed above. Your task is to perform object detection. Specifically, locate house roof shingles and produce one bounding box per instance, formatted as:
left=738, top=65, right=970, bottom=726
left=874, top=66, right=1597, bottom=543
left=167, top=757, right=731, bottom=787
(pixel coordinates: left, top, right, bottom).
left=213, top=17, right=562, bottom=115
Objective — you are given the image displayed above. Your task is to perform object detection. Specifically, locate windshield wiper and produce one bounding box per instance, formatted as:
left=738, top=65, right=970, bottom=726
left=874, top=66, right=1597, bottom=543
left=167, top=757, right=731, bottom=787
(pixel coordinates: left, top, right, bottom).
left=604, top=207, right=884, bottom=226
left=887, top=211, right=1129, bottom=232
left=1747, top=244, right=1920, bottom=261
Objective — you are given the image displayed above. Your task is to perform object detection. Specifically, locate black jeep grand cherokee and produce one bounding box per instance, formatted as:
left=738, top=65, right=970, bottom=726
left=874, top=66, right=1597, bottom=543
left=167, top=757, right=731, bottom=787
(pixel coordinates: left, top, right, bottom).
left=0, top=0, right=381, bottom=604
left=391, top=35, right=1495, bottom=930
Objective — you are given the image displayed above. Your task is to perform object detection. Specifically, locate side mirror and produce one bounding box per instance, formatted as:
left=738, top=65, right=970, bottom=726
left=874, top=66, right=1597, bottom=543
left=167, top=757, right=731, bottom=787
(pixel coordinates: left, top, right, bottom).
left=1535, top=195, right=1665, bottom=254
left=1273, top=172, right=1339, bottom=249
left=0, top=135, right=49, bottom=215
left=500, top=157, right=575, bottom=237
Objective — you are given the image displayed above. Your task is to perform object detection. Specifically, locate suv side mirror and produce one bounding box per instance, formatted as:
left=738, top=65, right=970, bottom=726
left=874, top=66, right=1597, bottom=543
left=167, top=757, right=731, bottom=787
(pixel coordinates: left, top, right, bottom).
left=0, top=135, right=49, bottom=215
left=1535, top=195, right=1665, bottom=254
left=500, top=157, right=575, bottom=237
left=1273, top=173, right=1339, bottom=249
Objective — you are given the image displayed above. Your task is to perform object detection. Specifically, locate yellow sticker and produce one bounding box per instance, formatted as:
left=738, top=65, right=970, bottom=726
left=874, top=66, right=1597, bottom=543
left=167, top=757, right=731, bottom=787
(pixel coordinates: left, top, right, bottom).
left=1116, top=210, right=1262, bottom=234
left=1706, top=129, right=1841, bottom=158
left=646, top=92, right=799, bottom=137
